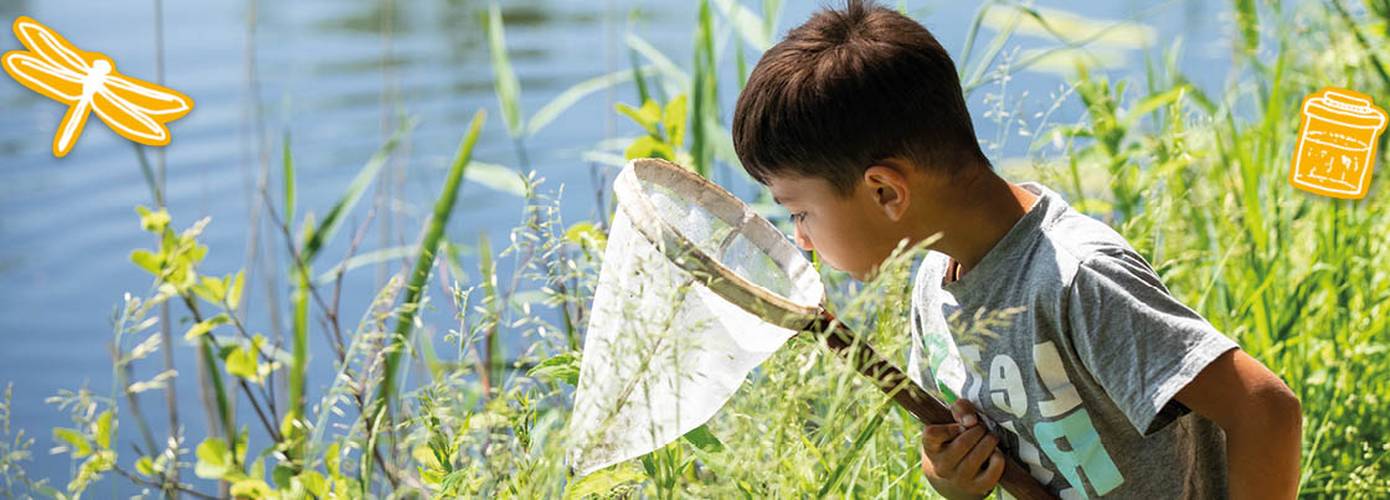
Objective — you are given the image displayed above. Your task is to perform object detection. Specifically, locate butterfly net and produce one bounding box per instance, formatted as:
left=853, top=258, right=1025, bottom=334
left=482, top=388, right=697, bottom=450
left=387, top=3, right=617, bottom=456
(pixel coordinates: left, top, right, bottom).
left=568, top=158, right=824, bottom=476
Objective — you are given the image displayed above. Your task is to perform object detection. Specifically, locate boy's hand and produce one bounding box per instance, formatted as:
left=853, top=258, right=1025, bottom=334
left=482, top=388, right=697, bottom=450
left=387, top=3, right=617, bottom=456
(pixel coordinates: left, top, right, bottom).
left=919, top=399, right=1005, bottom=500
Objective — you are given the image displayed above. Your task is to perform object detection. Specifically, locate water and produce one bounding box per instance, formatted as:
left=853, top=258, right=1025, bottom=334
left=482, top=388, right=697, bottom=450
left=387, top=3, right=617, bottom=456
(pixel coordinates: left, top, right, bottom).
left=0, top=0, right=1228, bottom=487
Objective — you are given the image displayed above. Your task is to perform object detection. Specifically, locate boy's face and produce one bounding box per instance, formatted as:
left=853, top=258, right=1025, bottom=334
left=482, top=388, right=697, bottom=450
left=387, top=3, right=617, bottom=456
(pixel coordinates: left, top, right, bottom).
left=766, top=166, right=916, bottom=281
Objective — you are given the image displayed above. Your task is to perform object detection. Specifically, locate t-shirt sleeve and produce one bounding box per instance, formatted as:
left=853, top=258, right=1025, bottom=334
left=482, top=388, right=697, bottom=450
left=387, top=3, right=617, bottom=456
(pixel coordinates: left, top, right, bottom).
left=1064, top=248, right=1239, bottom=435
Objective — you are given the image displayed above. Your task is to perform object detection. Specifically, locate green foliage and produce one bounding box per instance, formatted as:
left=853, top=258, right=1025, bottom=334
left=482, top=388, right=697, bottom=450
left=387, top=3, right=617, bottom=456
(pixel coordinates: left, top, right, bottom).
left=616, top=95, right=689, bottom=165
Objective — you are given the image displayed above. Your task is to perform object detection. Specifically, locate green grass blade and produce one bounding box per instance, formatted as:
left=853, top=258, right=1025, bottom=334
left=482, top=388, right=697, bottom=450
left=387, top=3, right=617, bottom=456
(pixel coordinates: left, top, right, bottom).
left=818, top=401, right=889, bottom=497
left=957, top=1, right=994, bottom=79
left=289, top=263, right=310, bottom=426
left=712, top=0, right=772, bottom=51
left=961, top=4, right=1022, bottom=94
left=630, top=47, right=652, bottom=105
left=1233, top=0, right=1258, bottom=57
left=691, top=0, right=719, bottom=178
left=526, top=67, right=650, bottom=137
left=627, top=33, right=690, bottom=90
left=478, top=232, right=501, bottom=387
left=762, top=0, right=782, bottom=38
left=375, top=109, right=486, bottom=422
left=199, top=337, right=236, bottom=461
left=313, top=245, right=420, bottom=286
left=301, top=118, right=415, bottom=264
left=487, top=2, right=524, bottom=138
left=282, top=130, right=296, bottom=223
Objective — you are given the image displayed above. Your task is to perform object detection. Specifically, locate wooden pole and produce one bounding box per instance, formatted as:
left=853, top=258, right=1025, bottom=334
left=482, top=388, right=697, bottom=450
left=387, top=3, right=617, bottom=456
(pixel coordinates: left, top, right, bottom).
left=806, top=312, right=1058, bottom=500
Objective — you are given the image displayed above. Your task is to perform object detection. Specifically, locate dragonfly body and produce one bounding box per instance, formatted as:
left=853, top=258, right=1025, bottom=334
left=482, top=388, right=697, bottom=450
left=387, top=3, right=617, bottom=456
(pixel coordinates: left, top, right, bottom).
left=2, top=17, right=193, bottom=157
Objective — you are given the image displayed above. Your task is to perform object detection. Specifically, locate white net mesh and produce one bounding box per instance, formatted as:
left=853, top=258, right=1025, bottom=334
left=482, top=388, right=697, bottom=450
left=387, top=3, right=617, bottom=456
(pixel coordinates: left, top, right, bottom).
left=568, top=159, right=824, bottom=475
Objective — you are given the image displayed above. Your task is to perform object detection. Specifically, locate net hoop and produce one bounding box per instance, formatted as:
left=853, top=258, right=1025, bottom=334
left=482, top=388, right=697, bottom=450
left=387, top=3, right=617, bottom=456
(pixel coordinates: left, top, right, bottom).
left=613, top=158, right=824, bottom=330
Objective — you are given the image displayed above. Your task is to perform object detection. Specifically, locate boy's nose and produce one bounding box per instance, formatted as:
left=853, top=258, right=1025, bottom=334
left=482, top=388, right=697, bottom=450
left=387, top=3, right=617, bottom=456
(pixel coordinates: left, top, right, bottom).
left=793, top=225, right=814, bottom=252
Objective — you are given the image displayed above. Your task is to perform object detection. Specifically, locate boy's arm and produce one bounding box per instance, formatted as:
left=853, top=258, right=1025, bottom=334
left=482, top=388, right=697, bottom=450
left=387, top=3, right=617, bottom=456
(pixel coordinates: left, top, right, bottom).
left=1173, top=348, right=1302, bottom=499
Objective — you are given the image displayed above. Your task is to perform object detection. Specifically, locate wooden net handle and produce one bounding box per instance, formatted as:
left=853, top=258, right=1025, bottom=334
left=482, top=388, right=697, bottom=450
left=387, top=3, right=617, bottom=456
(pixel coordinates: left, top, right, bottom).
left=805, top=312, right=1058, bottom=500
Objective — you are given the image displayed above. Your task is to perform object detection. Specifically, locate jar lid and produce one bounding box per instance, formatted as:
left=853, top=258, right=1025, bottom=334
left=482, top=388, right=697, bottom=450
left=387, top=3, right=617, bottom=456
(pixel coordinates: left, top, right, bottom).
left=1304, top=88, right=1387, bottom=129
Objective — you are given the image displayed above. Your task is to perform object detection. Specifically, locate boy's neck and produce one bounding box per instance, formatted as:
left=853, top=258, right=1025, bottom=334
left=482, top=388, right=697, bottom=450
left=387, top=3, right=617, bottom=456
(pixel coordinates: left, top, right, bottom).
left=927, top=168, right=1038, bottom=279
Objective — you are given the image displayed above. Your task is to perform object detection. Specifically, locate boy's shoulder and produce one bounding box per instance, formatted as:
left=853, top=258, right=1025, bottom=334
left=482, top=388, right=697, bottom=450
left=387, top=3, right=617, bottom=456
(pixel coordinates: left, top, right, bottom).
left=1020, top=181, right=1172, bottom=301
left=1031, top=183, right=1138, bottom=272
left=910, top=182, right=1161, bottom=306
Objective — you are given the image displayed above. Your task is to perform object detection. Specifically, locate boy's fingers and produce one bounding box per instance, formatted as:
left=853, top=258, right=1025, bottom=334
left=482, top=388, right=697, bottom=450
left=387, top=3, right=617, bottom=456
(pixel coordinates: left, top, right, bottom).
left=951, top=399, right=980, bottom=428
left=937, top=424, right=986, bottom=474
left=970, top=451, right=1006, bottom=490
left=921, top=423, right=962, bottom=451
left=958, top=432, right=999, bottom=475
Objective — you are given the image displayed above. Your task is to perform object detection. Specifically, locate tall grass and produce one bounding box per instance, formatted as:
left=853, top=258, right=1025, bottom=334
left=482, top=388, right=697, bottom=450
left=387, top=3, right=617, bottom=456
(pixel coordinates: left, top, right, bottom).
left=1, top=1, right=1388, bottom=498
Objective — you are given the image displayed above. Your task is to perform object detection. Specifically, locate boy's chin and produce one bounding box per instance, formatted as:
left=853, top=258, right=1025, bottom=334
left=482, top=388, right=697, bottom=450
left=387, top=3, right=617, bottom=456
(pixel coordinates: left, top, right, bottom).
left=846, top=268, right=876, bottom=282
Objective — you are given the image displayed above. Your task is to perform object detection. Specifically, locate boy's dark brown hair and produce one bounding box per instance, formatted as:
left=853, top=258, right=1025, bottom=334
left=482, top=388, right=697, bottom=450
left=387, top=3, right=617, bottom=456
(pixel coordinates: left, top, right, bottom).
left=732, top=0, right=988, bottom=195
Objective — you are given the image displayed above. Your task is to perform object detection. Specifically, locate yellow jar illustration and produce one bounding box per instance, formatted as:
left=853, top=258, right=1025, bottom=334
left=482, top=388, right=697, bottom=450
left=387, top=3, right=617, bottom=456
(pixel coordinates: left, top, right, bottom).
left=1289, top=87, right=1388, bottom=199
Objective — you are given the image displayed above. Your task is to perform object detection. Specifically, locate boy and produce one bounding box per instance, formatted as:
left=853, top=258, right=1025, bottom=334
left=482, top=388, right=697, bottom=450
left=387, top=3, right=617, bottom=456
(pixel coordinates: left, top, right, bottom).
left=730, top=1, right=1302, bottom=498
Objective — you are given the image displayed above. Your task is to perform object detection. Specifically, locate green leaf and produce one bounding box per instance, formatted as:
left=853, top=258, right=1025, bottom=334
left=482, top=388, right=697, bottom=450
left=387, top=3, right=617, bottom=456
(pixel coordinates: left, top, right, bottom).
left=225, top=336, right=265, bottom=383
left=194, top=437, right=230, bottom=479
left=193, top=275, right=227, bottom=305
left=564, top=464, right=647, bottom=499
left=135, top=456, right=156, bottom=477
left=527, top=351, right=581, bottom=385
left=129, top=249, right=162, bottom=275
left=272, top=464, right=295, bottom=490
left=681, top=424, right=725, bottom=453
left=298, top=470, right=328, bottom=498
left=184, top=313, right=231, bottom=340
left=487, top=1, right=524, bottom=137
left=324, top=442, right=342, bottom=480
left=1123, top=84, right=1191, bottom=128
left=53, top=427, right=92, bottom=458
left=227, top=270, right=245, bottom=310
left=230, top=478, right=272, bottom=498
left=615, top=100, right=662, bottom=136
left=466, top=162, right=528, bottom=197
left=663, top=94, right=688, bottom=150
left=94, top=410, right=114, bottom=450
left=564, top=222, right=607, bottom=253
left=135, top=205, right=170, bottom=233
left=624, top=135, right=675, bottom=161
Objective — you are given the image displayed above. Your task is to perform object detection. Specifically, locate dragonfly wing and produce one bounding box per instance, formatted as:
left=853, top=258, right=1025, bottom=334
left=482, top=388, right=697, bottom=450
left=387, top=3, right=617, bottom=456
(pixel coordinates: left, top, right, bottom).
left=93, top=88, right=169, bottom=145
left=102, top=74, right=193, bottom=120
left=2, top=51, right=83, bottom=102
left=12, top=17, right=92, bottom=74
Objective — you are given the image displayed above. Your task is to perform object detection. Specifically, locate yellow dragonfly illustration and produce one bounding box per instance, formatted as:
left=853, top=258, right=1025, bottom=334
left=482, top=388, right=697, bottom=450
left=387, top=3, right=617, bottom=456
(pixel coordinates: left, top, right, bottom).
left=2, top=16, right=193, bottom=157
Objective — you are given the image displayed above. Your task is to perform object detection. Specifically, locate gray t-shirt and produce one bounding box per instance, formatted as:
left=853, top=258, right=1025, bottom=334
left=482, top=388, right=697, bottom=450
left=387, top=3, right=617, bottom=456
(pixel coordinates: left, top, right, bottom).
left=907, top=181, right=1238, bottom=499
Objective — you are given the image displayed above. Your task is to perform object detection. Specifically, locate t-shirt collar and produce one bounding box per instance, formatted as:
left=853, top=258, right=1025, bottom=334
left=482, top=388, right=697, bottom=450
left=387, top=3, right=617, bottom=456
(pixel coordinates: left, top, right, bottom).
left=941, top=182, right=1053, bottom=297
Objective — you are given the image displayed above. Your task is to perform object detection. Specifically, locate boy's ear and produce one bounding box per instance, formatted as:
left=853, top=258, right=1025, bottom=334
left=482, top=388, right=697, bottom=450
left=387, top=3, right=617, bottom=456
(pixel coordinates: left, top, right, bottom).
left=863, top=163, right=911, bottom=221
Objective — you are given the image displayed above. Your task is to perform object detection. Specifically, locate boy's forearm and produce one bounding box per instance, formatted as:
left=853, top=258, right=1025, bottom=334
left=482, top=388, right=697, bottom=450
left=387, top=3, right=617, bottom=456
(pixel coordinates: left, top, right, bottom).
left=1224, top=389, right=1302, bottom=499
left=1173, top=349, right=1303, bottom=499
